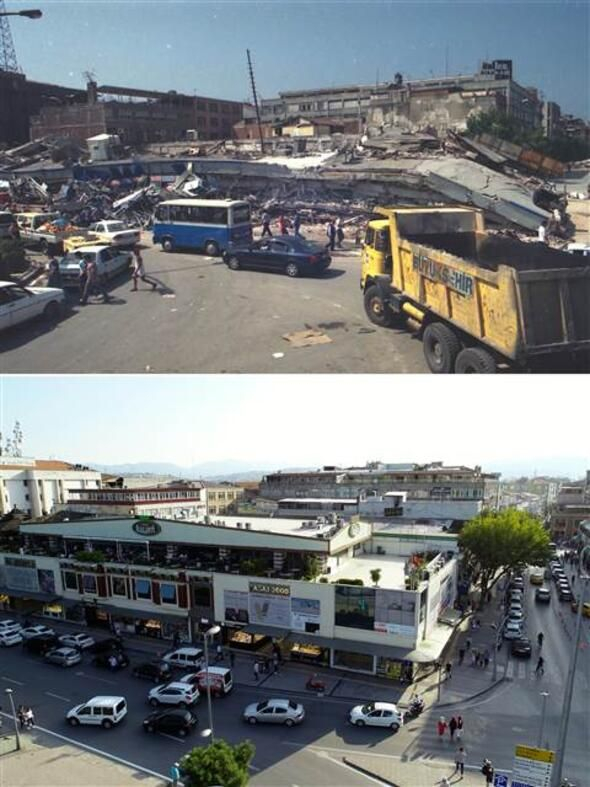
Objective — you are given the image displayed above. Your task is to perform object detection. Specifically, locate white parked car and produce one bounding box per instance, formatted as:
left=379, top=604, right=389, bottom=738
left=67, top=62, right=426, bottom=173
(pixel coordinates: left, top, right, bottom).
left=20, top=624, right=56, bottom=640
left=66, top=696, right=127, bottom=729
left=0, top=629, right=23, bottom=647
left=148, top=682, right=199, bottom=708
left=242, top=698, right=305, bottom=726
left=0, top=620, right=22, bottom=635
left=58, top=245, right=132, bottom=288
left=59, top=633, right=96, bottom=651
left=44, top=646, right=82, bottom=667
left=88, top=221, right=141, bottom=248
left=0, top=281, right=64, bottom=330
left=503, top=620, right=523, bottom=640
left=349, top=702, right=403, bottom=731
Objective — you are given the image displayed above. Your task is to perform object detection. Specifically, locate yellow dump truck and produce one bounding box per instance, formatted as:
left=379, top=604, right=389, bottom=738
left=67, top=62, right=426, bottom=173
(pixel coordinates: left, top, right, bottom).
left=361, top=206, right=590, bottom=373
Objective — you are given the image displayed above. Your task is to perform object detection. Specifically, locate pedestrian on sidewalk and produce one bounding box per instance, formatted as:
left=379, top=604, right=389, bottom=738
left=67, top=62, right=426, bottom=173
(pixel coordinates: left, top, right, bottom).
left=261, top=211, right=272, bottom=237
left=24, top=707, right=35, bottom=729
left=483, top=648, right=491, bottom=669
left=278, top=215, right=288, bottom=235
left=215, top=643, right=223, bottom=662
left=253, top=661, right=260, bottom=681
left=445, top=662, right=452, bottom=680
left=17, top=705, right=25, bottom=730
left=131, top=247, right=157, bottom=291
left=437, top=716, right=447, bottom=740
left=471, top=648, right=479, bottom=666
left=335, top=217, right=344, bottom=248
left=456, top=715, right=464, bottom=740
left=449, top=716, right=458, bottom=741
left=272, top=653, right=280, bottom=674
left=465, top=637, right=472, bottom=651
left=454, top=746, right=467, bottom=776
left=326, top=219, right=336, bottom=251
left=169, top=762, right=181, bottom=787
left=458, top=647, right=465, bottom=665
left=481, top=758, right=494, bottom=784
left=229, top=651, right=235, bottom=668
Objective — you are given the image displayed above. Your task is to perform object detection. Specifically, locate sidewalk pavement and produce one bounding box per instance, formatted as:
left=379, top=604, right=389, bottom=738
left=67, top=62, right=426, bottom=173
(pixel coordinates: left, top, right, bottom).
left=344, top=754, right=487, bottom=787
left=0, top=735, right=166, bottom=786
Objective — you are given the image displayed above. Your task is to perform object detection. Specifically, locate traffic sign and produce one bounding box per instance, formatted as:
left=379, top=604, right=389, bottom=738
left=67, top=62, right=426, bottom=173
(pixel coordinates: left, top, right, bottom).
left=512, top=745, right=554, bottom=787
left=493, top=774, right=509, bottom=787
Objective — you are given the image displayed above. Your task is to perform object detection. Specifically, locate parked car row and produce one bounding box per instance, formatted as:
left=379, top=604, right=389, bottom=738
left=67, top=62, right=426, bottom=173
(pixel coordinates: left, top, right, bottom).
left=550, top=560, right=574, bottom=601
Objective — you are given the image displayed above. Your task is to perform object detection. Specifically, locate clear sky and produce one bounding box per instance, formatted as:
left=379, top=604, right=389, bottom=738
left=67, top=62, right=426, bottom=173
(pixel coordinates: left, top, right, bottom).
left=8, top=0, right=589, bottom=118
left=0, top=375, right=587, bottom=477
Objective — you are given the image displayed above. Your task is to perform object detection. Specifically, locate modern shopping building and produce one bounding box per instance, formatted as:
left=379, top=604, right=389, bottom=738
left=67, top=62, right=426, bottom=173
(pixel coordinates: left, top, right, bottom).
left=0, top=456, right=102, bottom=519
left=261, top=462, right=501, bottom=513
left=0, top=513, right=459, bottom=678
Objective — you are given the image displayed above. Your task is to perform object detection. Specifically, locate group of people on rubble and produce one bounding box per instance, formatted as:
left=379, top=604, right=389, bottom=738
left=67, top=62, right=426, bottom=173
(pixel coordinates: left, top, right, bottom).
left=260, top=212, right=354, bottom=251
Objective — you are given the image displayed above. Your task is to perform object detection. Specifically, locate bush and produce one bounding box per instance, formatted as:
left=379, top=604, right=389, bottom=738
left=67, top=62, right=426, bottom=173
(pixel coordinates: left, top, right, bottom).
left=74, top=550, right=105, bottom=563
left=181, top=739, right=255, bottom=787
left=334, top=578, right=364, bottom=586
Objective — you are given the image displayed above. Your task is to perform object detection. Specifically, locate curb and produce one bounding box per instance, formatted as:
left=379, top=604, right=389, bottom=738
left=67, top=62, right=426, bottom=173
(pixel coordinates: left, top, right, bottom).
left=435, top=676, right=506, bottom=709
left=342, top=757, right=399, bottom=787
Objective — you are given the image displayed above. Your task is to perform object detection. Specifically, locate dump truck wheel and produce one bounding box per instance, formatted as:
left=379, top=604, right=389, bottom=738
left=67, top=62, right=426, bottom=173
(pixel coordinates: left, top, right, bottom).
left=422, top=323, right=460, bottom=373
left=455, top=347, right=497, bottom=374
left=364, top=285, right=396, bottom=328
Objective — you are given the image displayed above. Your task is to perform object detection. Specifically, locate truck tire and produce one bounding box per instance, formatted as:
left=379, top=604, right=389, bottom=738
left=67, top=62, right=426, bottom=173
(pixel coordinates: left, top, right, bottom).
left=363, top=285, right=396, bottom=328
left=454, top=347, right=497, bottom=374
left=422, top=323, right=460, bottom=374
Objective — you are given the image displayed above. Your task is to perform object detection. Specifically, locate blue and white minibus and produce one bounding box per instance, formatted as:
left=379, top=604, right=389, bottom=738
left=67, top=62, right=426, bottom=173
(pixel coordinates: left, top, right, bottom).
left=152, top=199, right=252, bottom=256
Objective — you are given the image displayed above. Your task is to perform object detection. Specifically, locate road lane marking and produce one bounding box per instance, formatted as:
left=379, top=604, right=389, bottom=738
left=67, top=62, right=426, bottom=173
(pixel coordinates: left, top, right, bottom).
left=1, top=677, right=24, bottom=686
left=158, top=732, right=186, bottom=743
left=0, top=714, right=167, bottom=781
left=45, top=692, right=71, bottom=702
left=323, top=754, right=388, bottom=786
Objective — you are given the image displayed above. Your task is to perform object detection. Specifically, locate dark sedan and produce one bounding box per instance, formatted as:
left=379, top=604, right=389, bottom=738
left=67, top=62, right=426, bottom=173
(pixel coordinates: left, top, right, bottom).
left=88, top=637, right=124, bottom=654
left=23, top=634, right=59, bottom=655
left=143, top=708, right=198, bottom=737
left=535, top=587, right=551, bottom=604
left=132, top=661, right=172, bottom=683
left=511, top=638, right=532, bottom=658
left=223, top=236, right=331, bottom=278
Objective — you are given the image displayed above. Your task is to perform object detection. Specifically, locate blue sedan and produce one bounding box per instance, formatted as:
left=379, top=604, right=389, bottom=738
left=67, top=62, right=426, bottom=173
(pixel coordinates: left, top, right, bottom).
left=223, top=236, right=331, bottom=278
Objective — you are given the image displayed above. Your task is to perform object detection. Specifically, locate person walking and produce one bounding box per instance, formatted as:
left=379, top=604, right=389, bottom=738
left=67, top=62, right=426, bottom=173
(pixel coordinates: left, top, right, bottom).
left=449, top=716, right=458, bottom=741
left=458, top=647, right=465, bottom=665
left=535, top=656, right=545, bottom=677
left=131, top=247, right=157, bottom=291
left=169, top=762, right=181, bottom=787
left=456, top=715, right=464, bottom=740
left=47, top=256, right=62, bottom=288
left=253, top=661, right=260, bottom=681
left=465, top=637, right=472, bottom=651
left=229, top=650, right=235, bottom=668
left=293, top=213, right=302, bottom=236
left=81, top=255, right=110, bottom=305
left=326, top=219, right=336, bottom=252
left=215, top=643, right=223, bottom=663
left=483, top=648, right=491, bottom=669
left=17, top=706, right=25, bottom=731
left=445, top=662, right=452, bottom=680
left=471, top=648, right=479, bottom=667
left=454, top=746, right=467, bottom=776
left=261, top=211, right=272, bottom=237
left=24, top=707, right=35, bottom=729
left=437, top=716, right=447, bottom=740
left=278, top=215, right=288, bottom=235
left=272, top=653, right=280, bottom=674
left=335, top=217, right=344, bottom=249
left=481, top=758, right=494, bottom=784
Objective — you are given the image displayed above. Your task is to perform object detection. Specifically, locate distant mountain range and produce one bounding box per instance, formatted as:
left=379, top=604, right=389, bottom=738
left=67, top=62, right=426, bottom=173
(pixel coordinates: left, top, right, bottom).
left=81, top=457, right=588, bottom=482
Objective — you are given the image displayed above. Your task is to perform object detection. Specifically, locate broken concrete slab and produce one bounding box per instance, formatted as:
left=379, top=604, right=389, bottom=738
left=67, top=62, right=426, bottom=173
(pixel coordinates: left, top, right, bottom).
left=282, top=328, right=332, bottom=347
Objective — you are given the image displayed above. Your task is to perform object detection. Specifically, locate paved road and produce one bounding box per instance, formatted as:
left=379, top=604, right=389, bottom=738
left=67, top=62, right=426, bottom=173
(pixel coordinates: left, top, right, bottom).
left=0, top=244, right=428, bottom=374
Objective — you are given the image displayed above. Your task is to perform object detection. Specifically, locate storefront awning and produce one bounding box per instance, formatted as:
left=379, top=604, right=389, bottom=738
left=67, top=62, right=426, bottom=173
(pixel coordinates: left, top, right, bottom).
left=99, top=603, right=188, bottom=624
left=243, top=624, right=290, bottom=639
left=0, top=586, right=60, bottom=603
left=284, top=632, right=415, bottom=661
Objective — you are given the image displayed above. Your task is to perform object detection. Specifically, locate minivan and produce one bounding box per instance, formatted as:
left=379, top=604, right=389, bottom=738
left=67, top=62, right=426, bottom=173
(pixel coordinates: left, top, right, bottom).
left=180, top=667, right=233, bottom=697
left=162, top=647, right=204, bottom=670
left=66, top=696, right=127, bottom=729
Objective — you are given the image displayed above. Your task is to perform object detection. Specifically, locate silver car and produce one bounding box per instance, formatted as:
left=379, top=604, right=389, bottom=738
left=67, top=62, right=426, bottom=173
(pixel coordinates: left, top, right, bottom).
left=243, top=698, right=305, bottom=727
left=44, top=647, right=82, bottom=667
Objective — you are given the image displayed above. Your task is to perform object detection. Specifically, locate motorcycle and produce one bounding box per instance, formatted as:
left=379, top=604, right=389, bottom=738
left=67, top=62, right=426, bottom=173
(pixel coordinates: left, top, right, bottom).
left=306, top=674, right=326, bottom=693
left=403, top=696, right=425, bottom=722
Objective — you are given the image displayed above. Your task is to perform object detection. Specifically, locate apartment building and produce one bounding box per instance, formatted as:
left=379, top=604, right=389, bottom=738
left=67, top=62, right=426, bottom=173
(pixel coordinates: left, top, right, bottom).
left=59, top=484, right=206, bottom=521
left=0, top=513, right=458, bottom=678
left=204, top=483, right=245, bottom=516
left=549, top=473, right=590, bottom=540
left=0, top=456, right=101, bottom=519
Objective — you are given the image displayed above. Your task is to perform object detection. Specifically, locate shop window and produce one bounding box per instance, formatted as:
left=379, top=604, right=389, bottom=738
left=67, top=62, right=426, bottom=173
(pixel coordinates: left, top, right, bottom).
left=135, top=578, right=152, bottom=600
left=111, top=576, right=127, bottom=597
left=192, top=582, right=212, bottom=607
left=160, top=583, right=177, bottom=605
left=335, top=586, right=375, bottom=630
left=82, top=574, right=97, bottom=594
left=332, top=649, right=374, bottom=673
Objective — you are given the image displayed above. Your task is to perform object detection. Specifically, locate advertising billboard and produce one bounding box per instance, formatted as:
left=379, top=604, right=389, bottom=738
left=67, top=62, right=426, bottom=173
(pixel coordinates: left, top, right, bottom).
left=248, top=582, right=291, bottom=628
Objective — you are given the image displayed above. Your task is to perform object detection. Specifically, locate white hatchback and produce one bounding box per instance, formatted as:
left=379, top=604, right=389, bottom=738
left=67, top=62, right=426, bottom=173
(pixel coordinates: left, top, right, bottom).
left=20, top=624, right=56, bottom=640
left=59, top=633, right=96, bottom=651
left=148, top=681, right=199, bottom=708
left=0, top=620, right=22, bottom=635
left=349, top=702, right=403, bottom=732
left=0, top=281, right=64, bottom=330
left=0, top=629, right=22, bottom=647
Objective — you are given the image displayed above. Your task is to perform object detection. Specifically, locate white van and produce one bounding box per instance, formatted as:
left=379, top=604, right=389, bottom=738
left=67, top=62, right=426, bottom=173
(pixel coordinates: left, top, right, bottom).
left=162, top=647, right=204, bottom=670
left=66, top=696, right=127, bottom=729
left=196, top=666, right=233, bottom=697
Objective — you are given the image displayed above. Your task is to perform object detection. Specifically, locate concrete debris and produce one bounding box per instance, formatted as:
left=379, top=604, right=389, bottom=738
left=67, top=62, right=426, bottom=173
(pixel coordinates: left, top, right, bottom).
left=282, top=329, right=332, bottom=348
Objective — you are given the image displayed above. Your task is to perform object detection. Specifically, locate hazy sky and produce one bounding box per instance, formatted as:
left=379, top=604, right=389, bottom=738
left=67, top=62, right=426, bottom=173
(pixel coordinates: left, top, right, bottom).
left=0, top=376, right=587, bottom=476
left=9, top=0, right=589, bottom=118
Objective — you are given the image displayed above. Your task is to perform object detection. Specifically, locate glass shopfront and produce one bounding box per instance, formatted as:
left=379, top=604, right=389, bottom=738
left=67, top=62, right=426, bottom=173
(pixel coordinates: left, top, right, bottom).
left=331, top=649, right=375, bottom=674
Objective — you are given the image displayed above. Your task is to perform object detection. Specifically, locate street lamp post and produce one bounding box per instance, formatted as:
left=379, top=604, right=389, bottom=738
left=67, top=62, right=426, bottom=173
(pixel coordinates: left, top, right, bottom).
left=201, top=624, right=221, bottom=745
left=491, top=613, right=509, bottom=682
left=4, top=688, right=21, bottom=751
left=551, top=544, right=590, bottom=787
left=538, top=691, right=549, bottom=748
left=0, top=9, right=42, bottom=18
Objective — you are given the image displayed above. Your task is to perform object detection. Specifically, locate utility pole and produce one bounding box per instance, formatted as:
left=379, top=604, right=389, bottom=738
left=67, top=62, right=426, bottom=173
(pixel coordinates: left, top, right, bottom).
left=246, top=49, right=265, bottom=155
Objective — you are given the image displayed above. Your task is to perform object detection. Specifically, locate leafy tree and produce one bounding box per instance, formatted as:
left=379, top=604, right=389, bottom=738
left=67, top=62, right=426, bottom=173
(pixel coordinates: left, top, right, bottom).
left=458, top=509, right=551, bottom=605
left=370, top=568, right=382, bottom=587
left=181, top=739, right=255, bottom=787
left=302, top=555, right=322, bottom=581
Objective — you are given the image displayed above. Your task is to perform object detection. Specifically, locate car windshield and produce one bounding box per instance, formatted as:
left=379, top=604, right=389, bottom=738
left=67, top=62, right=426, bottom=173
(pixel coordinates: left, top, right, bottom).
left=361, top=704, right=374, bottom=714
left=256, top=701, right=268, bottom=712
left=288, top=701, right=298, bottom=711
left=105, top=222, right=125, bottom=231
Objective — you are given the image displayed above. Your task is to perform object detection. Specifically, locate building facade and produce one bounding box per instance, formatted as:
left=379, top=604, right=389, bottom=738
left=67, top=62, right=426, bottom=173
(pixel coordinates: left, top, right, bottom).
left=204, top=483, right=245, bottom=516
left=0, top=456, right=101, bottom=519
left=59, top=485, right=206, bottom=521
left=549, top=473, right=590, bottom=541
left=0, top=514, right=459, bottom=677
